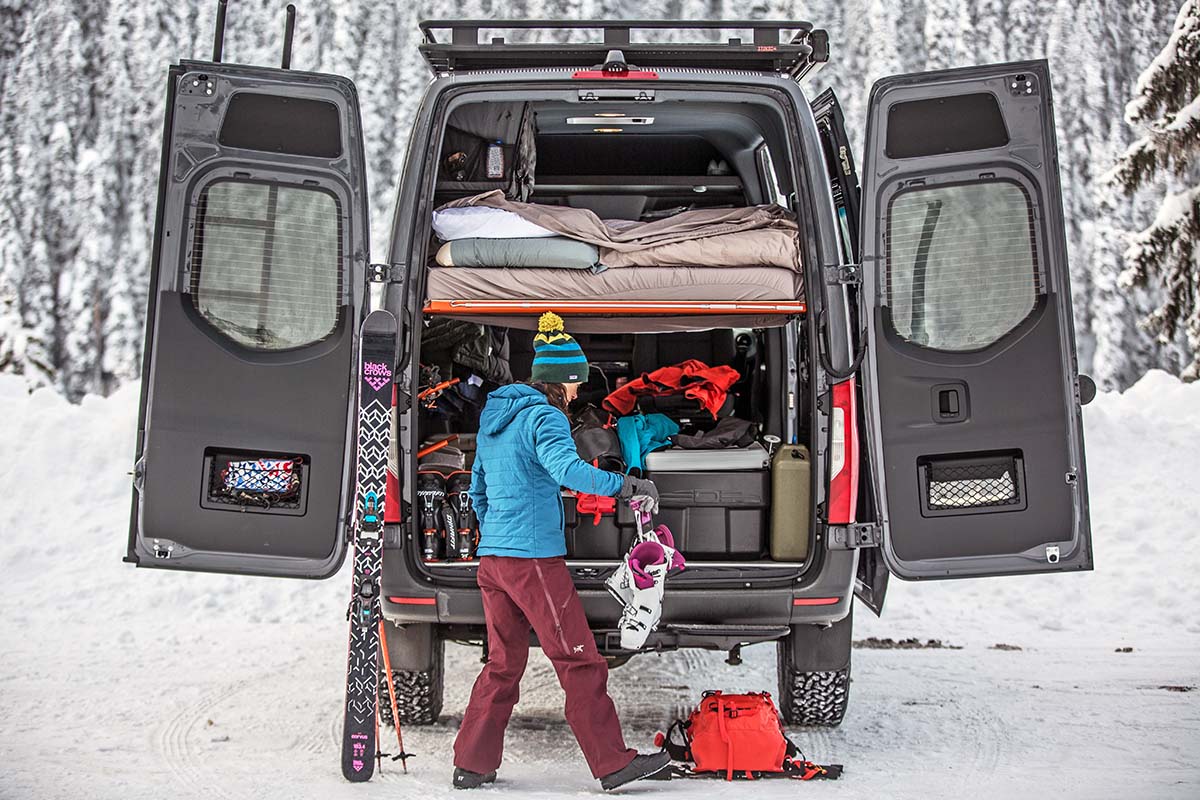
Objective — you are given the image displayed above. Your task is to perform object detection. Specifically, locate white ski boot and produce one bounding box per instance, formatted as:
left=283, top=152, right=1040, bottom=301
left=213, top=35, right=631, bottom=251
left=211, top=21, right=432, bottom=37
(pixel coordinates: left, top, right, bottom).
left=617, top=541, right=669, bottom=650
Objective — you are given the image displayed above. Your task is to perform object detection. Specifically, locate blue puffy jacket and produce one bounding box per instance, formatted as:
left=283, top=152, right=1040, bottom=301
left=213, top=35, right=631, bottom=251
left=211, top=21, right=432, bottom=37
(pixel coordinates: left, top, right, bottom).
left=470, top=384, right=624, bottom=558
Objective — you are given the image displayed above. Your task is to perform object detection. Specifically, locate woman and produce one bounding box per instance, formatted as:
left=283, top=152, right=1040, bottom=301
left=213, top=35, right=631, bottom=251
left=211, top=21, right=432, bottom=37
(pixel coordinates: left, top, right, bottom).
left=452, top=312, right=667, bottom=791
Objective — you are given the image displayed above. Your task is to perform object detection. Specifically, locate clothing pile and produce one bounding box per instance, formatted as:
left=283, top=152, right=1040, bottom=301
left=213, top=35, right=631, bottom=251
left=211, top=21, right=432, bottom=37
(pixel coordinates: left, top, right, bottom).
left=571, top=358, right=758, bottom=475
left=605, top=502, right=685, bottom=649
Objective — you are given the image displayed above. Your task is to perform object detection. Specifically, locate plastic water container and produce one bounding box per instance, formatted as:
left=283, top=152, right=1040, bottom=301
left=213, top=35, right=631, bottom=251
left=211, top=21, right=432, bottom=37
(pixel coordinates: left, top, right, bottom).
left=770, top=444, right=811, bottom=561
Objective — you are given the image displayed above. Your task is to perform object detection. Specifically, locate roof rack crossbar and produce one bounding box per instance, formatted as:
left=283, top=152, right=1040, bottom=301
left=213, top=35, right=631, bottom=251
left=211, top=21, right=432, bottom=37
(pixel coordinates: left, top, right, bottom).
left=417, top=19, right=828, bottom=80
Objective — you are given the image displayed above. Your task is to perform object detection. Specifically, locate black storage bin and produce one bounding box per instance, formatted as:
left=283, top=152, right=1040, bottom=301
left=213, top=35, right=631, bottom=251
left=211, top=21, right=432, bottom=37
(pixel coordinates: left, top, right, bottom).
left=619, top=469, right=770, bottom=559
left=563, top=494, right=623, bottom=559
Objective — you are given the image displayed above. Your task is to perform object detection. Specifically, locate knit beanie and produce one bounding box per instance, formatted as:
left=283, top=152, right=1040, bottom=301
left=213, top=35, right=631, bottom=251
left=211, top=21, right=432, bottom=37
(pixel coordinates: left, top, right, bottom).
left=531, top=312, right=590, bottom=384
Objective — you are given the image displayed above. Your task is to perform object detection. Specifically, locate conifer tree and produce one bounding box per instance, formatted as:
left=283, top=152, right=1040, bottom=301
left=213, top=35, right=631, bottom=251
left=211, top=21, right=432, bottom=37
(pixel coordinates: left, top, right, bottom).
left=1109, top=0, right=1200, bottom=379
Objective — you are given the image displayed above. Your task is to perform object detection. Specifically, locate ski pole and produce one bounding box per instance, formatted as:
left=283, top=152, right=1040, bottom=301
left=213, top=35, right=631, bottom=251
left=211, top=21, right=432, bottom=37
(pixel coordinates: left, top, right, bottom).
left=378, top=618, right=411, bottom=772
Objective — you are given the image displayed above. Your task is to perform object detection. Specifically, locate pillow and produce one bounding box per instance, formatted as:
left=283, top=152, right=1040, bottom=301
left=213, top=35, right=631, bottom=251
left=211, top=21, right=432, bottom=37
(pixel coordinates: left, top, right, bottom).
left=435, top=237, right=603, bottom=272
left=432, top=205, right=558, bottom=241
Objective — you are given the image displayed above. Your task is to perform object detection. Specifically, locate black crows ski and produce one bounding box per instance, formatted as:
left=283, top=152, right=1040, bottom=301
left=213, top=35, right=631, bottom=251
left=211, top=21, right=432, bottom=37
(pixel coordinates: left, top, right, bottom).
left=341, top=309, right=398, bottom=782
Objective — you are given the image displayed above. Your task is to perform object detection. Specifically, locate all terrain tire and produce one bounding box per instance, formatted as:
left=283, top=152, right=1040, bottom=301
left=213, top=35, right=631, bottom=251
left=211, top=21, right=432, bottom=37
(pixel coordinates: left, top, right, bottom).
left=378, top=629, right=444, bottom=726
left=777, top=607, right=853, bottom=727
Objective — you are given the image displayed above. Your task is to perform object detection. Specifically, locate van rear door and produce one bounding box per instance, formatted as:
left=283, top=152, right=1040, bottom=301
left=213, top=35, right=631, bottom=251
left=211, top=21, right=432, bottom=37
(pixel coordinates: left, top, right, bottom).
left=858, top=61, right=1092, bottom=580
left=125, top=60, right=370, bottom=578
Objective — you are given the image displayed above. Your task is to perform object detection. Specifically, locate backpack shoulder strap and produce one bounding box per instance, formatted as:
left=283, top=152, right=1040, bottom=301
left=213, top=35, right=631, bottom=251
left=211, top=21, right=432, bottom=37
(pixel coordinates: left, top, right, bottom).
left=659, top=719, right=691, bottom=763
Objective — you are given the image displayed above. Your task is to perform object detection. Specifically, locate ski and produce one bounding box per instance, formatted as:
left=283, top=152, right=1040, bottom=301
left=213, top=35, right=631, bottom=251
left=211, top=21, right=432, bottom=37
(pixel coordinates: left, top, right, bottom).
left=341, top=309, right=398, bottom=782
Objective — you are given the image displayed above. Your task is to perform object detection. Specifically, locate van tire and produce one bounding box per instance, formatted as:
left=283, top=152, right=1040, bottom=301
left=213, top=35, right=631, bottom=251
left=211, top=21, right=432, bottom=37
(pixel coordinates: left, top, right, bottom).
left=777, top=663, right=850, bottom=727
left=777, top=609, right=853, bottom=727
left=378, top=628, right=444, bottom=726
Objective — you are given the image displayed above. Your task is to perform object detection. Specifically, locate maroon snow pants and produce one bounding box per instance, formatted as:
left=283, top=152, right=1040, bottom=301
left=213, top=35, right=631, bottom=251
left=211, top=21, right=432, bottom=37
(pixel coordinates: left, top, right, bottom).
left=452, top=555, right=637, bottom=779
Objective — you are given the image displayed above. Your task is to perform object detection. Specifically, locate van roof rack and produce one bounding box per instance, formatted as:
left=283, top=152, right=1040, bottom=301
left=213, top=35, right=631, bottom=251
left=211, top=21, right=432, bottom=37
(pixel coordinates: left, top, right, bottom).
left=418, top=20, right=829, bottom=80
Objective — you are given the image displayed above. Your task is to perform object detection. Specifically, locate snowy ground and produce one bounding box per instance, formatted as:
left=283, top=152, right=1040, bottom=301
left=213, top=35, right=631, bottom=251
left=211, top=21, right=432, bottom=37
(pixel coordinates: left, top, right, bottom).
left=1, top=372, right=1198, bottom=799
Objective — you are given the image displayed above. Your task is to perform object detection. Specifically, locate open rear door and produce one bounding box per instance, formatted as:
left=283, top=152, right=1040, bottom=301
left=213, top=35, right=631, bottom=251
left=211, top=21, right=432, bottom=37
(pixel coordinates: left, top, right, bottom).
left=811, top=89, right=887, bottom=614
left=125, top=60, right=370, bottom=578
left=859, top=61, right=1091, bottom=580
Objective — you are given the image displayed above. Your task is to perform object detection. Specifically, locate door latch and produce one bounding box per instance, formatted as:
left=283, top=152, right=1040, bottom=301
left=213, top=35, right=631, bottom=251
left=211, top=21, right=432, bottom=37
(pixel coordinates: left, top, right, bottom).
left=826, top=522, right=880, bottom=550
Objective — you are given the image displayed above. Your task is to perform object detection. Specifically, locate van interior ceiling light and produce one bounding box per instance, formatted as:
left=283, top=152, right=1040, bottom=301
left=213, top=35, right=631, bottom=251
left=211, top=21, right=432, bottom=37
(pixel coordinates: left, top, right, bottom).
left=593, top=128, right=624, bottom=133
left=568, top=116, right=653, bottom=125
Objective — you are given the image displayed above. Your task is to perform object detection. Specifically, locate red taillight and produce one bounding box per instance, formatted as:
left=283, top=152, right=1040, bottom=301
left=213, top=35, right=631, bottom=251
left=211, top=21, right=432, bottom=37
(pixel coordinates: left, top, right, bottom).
left=572, top=69, right=659, bottom=79
left=387, top=597, right=436, bottom=606
left=384, top=385, right=401, bottom=523
left=827, top=377, right=859, bottom=524
left=793, top=597, right=841, bottom=606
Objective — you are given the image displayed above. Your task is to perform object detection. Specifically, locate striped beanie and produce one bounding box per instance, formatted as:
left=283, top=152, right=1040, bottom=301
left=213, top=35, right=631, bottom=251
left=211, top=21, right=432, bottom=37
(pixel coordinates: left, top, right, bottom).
left=531, top=312, right=589, bottom=384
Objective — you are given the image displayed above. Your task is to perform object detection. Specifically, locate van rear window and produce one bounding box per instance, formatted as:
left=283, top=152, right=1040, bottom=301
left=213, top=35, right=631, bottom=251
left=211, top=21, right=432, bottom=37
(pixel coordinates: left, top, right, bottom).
left=885, top=180, right=1038, bottom=352
left=189, top=179, right=342, bottom=351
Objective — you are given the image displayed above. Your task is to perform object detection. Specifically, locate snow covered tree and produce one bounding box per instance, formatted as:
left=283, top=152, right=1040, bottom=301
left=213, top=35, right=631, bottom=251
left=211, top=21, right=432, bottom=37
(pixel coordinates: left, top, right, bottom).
left=1109, top=0, right=1200, bottom=379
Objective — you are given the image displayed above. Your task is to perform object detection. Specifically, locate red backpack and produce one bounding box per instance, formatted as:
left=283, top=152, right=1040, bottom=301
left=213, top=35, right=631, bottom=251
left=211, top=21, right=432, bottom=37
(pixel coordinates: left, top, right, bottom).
left=657, top=691, right=841, bottom=782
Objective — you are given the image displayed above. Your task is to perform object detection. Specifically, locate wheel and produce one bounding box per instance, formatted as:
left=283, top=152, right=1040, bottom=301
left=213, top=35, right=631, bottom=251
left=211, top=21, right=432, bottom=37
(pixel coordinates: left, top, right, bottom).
left=378, top=625, right=444, bottom=726
left=777, top=608, right=853, bottom=727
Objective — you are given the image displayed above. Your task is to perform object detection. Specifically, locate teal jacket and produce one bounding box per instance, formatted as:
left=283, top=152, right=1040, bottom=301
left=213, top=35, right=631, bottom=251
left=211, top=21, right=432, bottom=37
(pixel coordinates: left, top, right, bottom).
left=470, top=384, right=625, bottom=558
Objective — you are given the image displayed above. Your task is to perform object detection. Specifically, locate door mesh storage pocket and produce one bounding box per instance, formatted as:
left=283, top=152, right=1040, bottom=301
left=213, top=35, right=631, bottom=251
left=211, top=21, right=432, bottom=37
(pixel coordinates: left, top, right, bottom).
left=918, top=451, right=1026, bottom=517
left=201, top=449, right=310, bottom=515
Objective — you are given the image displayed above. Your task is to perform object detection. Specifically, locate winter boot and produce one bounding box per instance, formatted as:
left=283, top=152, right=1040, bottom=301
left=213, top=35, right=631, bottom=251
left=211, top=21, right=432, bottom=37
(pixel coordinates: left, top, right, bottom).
left=599, top=751, right=672, bottom=791
left=452, top=767, right=496, bottom=789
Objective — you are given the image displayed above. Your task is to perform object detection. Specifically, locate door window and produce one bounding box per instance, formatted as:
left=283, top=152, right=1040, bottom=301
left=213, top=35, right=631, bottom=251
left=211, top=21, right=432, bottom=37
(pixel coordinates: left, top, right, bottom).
left=885, top=180, right=1038, bottom=352
left=189, top=179, right=342, bottom=350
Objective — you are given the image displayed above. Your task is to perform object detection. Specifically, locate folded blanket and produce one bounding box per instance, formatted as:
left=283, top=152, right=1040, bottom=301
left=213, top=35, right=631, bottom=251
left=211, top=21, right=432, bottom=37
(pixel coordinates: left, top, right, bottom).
left=439, top=190, right=802, bottom=271
left=435, top=237, right=604, bottom=272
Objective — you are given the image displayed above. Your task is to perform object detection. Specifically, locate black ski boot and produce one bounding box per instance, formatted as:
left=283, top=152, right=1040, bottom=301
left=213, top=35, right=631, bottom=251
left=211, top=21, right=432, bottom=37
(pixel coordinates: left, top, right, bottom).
left=600, top=751, right=672, bottom=791
left=453, top=767, right=496, bottom=790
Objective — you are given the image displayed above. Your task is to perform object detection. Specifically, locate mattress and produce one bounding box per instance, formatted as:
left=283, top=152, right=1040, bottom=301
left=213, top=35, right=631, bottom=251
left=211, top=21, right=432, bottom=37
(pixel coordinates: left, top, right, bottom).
left=425, top=266, right=804, bottom=304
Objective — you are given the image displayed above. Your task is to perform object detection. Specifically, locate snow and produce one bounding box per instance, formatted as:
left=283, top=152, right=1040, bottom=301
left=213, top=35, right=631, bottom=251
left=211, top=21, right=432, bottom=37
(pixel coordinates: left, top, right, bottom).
left=1, top=373, right=1199, bottom=797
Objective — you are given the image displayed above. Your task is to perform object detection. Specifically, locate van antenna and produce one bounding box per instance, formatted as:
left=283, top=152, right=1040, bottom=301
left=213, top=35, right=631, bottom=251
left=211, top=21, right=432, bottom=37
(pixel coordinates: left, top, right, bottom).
left=281, top=4, right=296, bottom=69
left=212, top=0, right=229, bottom=63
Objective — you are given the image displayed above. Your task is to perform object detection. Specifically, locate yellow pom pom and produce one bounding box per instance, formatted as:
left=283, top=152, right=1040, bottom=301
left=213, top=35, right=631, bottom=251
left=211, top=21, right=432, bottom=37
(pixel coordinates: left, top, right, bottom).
left=538, top=311, right=564, bottom=333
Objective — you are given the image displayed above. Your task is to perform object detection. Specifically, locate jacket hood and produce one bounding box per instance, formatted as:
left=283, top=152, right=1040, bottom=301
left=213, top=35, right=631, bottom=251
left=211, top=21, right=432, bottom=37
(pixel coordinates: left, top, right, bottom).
left=479, top=384, right=550, bottom=435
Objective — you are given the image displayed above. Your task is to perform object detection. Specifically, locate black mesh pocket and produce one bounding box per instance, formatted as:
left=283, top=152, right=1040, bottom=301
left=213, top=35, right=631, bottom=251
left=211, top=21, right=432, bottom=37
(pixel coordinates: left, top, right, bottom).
left=918, top=452, right=1026, bottom=517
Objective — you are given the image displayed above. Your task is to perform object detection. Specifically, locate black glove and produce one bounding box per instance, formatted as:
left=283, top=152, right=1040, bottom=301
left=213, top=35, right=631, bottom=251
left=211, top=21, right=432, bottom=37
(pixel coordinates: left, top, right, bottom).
left=619, top=475, right=659, bottom=514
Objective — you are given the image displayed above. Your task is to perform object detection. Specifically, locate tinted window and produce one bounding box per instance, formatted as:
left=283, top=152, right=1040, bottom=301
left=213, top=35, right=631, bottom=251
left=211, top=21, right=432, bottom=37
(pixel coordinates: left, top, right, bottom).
left=219, top=93, right=342, bottom=158
left=885, top=93, right=1008, bottom=159
left=190, top=181, right=342, bottom=350
left=886, top=181, right=1038, bottom=351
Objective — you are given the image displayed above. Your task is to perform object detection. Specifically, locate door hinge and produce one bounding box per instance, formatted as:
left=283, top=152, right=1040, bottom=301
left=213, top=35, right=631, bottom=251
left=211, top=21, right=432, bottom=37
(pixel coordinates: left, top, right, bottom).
left=827, top=522, right=880, bottom=550
left=368, top=262, right=391, bottom=283
left=824, top=263, right=861, bottom=287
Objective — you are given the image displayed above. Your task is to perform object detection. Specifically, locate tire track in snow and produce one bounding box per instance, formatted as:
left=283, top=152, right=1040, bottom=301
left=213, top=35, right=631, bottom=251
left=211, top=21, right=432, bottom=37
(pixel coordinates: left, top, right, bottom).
left=152, top=680, right=253, bottom=800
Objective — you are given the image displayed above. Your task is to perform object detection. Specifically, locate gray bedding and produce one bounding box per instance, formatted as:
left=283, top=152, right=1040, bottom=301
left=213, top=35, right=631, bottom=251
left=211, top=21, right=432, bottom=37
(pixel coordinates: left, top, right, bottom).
left=439, top=190, right=802, bottom=271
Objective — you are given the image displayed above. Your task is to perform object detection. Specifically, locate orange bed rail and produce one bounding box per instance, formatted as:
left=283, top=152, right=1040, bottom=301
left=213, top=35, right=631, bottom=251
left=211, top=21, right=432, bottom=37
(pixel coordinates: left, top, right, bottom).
left=424, top=299, right=807, bottom=315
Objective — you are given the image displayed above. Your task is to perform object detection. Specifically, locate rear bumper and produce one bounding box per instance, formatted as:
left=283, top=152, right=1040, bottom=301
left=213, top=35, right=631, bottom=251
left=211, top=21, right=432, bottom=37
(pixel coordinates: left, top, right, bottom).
left=382, top=543, right=856, bottom=634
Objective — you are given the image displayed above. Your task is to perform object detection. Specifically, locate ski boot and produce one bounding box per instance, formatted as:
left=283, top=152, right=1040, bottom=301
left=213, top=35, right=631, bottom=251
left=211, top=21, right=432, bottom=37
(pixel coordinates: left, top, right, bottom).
left=445, top=470, right=477, bottom=560
left=417, top=469, right=447, bottom=561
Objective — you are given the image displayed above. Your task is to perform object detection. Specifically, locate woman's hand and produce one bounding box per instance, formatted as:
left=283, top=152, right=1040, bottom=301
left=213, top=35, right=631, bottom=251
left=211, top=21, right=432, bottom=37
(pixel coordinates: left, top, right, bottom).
left=619, top=475, right=660, bottom=514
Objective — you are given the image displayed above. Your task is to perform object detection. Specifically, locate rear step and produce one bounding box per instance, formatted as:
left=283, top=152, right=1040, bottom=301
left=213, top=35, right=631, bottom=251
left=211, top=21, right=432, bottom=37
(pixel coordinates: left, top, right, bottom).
left=418, top=20, right=829, bottom=80
left=601, top=624, right=790, bottom=653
